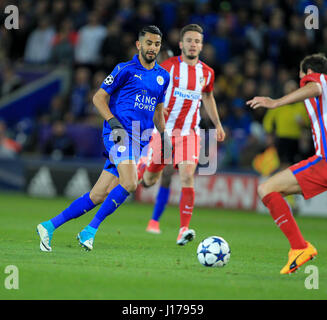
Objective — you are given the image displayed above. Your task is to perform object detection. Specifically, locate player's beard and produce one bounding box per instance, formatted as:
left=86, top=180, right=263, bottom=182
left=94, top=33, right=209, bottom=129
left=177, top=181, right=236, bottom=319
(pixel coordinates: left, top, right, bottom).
left=182, top=47, right=198, bottom=60
left=140, top=46, right=157, bottom=64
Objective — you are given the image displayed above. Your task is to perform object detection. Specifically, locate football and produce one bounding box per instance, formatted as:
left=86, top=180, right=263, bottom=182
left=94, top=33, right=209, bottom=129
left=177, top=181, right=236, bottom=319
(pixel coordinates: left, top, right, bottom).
left=197, top=236, right=231, bottom=267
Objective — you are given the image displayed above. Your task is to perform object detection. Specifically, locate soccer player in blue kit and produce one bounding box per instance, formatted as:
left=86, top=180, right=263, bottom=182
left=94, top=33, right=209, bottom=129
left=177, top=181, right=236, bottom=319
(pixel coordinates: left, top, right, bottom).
left=37, top=26, right=171, bottom=251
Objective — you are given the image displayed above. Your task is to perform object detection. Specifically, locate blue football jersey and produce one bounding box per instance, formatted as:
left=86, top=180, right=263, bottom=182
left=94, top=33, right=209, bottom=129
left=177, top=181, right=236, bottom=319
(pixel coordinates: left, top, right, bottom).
left=100, top=54, right=170, bottom=147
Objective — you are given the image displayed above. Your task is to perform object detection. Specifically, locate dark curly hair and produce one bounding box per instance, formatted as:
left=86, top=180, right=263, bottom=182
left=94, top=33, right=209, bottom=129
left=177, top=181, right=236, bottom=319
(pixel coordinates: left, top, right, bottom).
left=300, top=53, right=327, bottom=74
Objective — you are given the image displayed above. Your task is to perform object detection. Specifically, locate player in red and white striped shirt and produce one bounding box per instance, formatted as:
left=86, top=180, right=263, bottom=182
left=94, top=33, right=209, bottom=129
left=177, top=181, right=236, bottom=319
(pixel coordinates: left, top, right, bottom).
left=246, top=53, right=327, bottom=274
left=137, top=24, right=225, bottom=245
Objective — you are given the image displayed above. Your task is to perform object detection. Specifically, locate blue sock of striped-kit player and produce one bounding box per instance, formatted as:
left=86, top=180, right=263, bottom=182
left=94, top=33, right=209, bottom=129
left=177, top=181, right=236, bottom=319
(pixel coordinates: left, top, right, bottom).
left=151, top=186, right=170, bottom=222
left=88, top=184, right=129, bottom=229
left=50, top=192, right=97, bottom=229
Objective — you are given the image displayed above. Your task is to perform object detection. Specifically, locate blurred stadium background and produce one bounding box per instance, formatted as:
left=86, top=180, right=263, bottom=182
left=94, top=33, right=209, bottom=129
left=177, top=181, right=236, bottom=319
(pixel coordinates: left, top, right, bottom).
left=0, top=0, right=326, bottom=217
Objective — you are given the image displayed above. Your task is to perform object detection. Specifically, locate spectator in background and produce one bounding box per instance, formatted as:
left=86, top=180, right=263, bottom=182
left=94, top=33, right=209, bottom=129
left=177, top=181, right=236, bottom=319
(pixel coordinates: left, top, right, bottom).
left=174, top=3, right=192, bottom=29
left=47, top=95, right=67, bottom=124
left=84, top=70, right=108, bottom=126
left=0, top=120, right=21, bottom=158
left=189, top=2, right=218, bottom=39
left=259, top=61, right=276, bottom=89
left=217, top=127, right=239, bottom=168
left=69, top=0, right=88, bottom=31
left=215, top=62, right=243, bottom=100
left=53, top=19, right=78, bottom=47
left=51, top=0, right=67, bottom=28
left=0, top=25, right=12, bottom=62
left=116, top=0, right=135, bottom=25
left=230, top=8, right=251, bottom=55
left=280, top=30, right=313, bottom=74
left=69, top=67, right=91, bottom=121
left=74, top=12, right=107, bottom=68
left=24, top=16, right=55, bottom=64
left=8, top=14, right=33, bottom=62
left=240, top=78, right=257, bottom=102
left=245, top=13, right=267, bottom=54
left=156, top=45, right=174, bottom=65
left=227, top=98, right=252, bottom=144
left=243, top=59, right=260, bottom=81
left=200, top=43, right=219, bottom=74
left=264, top=10, right=286, bottom=63
left=275, top=67, right=292, bottom=97
left=100, top=20, right=123, bottom=72
left=50, top=20, right=77, bottom=66
left=125, top=2, right=156, bottom=34
left=317, top=27, right=327, bottom=55
left=157, top=0, right=178, bottom=33
left=14, top=116, right=39, bottom=153
left=93, top=0, right=117, bottom=24
left=33, top=0, right=51, bottom=24
left=0, top=63, right=23, bottom=97
left=43, top=121, right=75, bottom=160
left=209, top=17, right=231, bottom=64
left=166, top=28, right=181, bottom=56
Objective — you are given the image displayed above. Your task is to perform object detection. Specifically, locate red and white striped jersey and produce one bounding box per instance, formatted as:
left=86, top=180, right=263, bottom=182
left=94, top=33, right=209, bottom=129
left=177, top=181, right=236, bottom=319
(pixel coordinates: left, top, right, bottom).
left=160, top=55, right=215, bottom=136
left=300, top=73, right=327, bottom=158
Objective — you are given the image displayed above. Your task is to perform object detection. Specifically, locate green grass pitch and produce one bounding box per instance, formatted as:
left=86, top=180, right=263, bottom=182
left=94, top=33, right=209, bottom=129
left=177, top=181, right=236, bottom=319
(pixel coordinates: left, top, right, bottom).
left=0, top=192, right=326, bottom=300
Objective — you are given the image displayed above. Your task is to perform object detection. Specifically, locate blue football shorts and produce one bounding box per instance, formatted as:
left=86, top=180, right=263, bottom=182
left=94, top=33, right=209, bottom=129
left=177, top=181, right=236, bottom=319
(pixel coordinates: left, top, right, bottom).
left=102, top=133, right=146, bottom=177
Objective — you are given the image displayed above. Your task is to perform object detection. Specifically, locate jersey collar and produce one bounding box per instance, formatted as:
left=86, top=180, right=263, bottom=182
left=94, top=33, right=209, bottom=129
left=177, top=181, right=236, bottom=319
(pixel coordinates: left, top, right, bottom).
left=133, top=54, right=159, bottom=70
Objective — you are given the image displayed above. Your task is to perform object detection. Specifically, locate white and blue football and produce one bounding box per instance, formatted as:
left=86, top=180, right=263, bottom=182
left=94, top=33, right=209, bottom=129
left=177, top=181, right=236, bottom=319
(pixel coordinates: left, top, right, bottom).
left=197, top=236, right=231, bottom=267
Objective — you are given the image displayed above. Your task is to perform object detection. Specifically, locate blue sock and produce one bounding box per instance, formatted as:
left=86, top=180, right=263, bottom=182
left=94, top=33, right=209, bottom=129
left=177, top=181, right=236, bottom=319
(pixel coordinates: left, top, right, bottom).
left=152, top=186, right=170, bottom=222
left=88, top=184, right=129, bottom=229
left=50, top=192, right=96, bottom=229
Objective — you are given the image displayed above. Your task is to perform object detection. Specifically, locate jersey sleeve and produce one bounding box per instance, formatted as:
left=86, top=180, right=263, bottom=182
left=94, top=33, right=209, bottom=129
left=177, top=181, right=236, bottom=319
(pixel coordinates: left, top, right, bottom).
left=100, top=63, right=129, bottom=95
left=157, top=71, right=170, bottom=104
left=203, top=69, right=215, bottom=93
left=300, top=73, right=322, bottom=88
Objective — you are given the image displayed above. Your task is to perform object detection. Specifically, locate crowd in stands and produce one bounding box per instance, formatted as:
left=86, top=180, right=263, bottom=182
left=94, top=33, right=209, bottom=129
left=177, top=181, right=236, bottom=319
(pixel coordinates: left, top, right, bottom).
left=0, top=0, right=323, bottom=170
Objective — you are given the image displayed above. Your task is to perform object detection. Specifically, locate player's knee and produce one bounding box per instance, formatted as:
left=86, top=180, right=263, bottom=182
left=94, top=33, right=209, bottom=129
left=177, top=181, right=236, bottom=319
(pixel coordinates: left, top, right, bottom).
left=257, top=182, right=270, bottom=199
left=180, top=172, right=194, bottom=187
left=121, top=180, right=138, bottom=193
left=89, top=191, right=108, bottom=205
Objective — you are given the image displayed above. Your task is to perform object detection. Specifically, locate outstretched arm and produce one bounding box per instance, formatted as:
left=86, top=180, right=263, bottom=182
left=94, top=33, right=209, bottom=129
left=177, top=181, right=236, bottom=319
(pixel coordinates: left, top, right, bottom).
left=247, top=82, right=322, bottom=109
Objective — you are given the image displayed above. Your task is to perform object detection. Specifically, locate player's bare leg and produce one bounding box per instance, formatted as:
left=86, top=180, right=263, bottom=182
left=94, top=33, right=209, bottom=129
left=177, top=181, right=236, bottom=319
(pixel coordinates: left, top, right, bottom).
left=258, top=168, right=302, bottom=198
left=89, top=170, right=119, bottom=205
left=176, top=161, right=197, bottom=245
left=117, top=160, right=138, bottom=193
left=258, top=168, right=317, bottom=274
